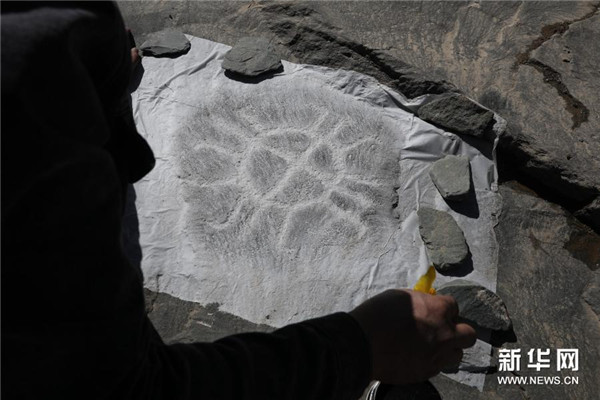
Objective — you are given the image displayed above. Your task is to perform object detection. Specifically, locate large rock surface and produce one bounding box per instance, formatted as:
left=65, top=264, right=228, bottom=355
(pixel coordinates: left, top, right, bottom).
left=119, top=2, right=600, bottom=232
left=118, top=2, right=600, bottom=398
left=119, top=1, right=455, bottom=99
left=301, top=1, right=600, bottom=230
left=431, top=183, right=600, bottom=399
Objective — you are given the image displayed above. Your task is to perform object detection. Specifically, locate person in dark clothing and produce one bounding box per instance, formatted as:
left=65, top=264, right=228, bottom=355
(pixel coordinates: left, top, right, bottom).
left=1, top=2, right=476, bottom=399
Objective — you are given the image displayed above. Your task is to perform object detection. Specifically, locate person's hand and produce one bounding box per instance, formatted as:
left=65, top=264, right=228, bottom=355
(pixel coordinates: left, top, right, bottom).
left=350, top=289, right=476, bottom=384
left=131, top=47, right=140, bottom=67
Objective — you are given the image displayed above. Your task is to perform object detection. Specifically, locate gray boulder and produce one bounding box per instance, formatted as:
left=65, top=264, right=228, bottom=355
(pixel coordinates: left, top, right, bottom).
left=417, top=94, right=495, bottom=140
left=429, top=155, right=472, bottom=201
left=222, top=37, right=282, bottom=77
left=437, top=279, right=512, bottom=331
left=139, top=31, right=191, bottom=57
left=417, top=207, right=469, bottom=272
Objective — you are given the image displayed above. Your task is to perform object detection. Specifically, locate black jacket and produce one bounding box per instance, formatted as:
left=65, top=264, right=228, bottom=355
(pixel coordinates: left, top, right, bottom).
left=1, top=2, right=371, bottom=399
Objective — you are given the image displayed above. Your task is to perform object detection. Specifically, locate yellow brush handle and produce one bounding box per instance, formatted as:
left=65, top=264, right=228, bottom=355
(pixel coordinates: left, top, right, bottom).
left=413, top=266, right=437, bottom=295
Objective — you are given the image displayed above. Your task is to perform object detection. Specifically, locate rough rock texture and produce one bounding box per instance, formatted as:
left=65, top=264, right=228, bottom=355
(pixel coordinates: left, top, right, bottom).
left=437, top=280, right=511, bottom=331
left=297, top=1, right=600, bottom=231
left=139, top=30, right=190, bottom=57
left=144, top=289, right=273, bottom=343
left=118, top=1, right=455, bottom=99
left=418, top=95, right=495, bottom=140
left=141, top=184, right=600, bottom=399
left=119, top=4, right=600, bottom=231
left=222, top=36, right=282, bottom=76
left=118, top=2, right=600, bottom=397
left=429, top=155, right=472, bottom=201
left=575, top=196, right=600, bottom=229
left=430, top=182, right=600, bottom=399
left=417, top=207, right=470, bottom=272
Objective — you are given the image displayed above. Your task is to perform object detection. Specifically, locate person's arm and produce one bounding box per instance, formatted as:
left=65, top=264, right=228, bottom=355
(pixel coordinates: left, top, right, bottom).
left=139, top=314, right=371, bottom=400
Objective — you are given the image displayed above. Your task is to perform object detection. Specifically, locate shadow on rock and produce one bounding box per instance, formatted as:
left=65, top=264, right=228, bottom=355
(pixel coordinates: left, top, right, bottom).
left=462, top=319, right=516, bottom=347
left=446, top=187, right=480, bottom=218
left=458, top=133, right=495, bottom=161
left=455, top=314, right=517, bottom=347
left=144, top=47, right=191, bottom=59
left=489, top=326, right=518, bottom=347
left=440, top=253, right=474, bottom=277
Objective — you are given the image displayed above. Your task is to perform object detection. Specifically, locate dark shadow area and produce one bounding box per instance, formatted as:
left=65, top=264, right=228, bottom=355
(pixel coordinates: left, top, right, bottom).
left=438, top=322, right=501, bottom=375
left=446, top=186, right=480, bottom=218
left=374, top=381, right=441, bottom=400
left=497, top=145, right=596, bottom=210
left=497, top=135, right=600, bottom=235
left=443, top=364, right=497, bottom=374
left=142, top=47, right=191, bottom=59
left=499, top=156, right=600, bottom=236
left=563, top=217, right=600, bottom=271
left=128, top=62, right=145, bottom=92
left=440, top=252, right=474, bottom=277
left=496, top=137, right=600, bottom=219
left=455, top=315, right=517, bottom=348
left=466, top=321, right=493, bottom=343
left=224, top=65, right=284, bottom=84
left=122, top=184, right=143, bottom=274
left=456, top=132, right=495, bottom=161
left=489, top=326, right=518, bottom=348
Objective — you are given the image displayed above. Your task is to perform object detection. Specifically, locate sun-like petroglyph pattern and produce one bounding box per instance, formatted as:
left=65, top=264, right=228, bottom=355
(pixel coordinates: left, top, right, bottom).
left=175, top=84, right=402, bottom=270
left=129, top=35, right=505, bottom=390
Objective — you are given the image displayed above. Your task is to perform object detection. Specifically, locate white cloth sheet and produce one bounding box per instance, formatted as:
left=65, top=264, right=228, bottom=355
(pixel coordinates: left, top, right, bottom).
left=131, top=36, right=505, bottom=390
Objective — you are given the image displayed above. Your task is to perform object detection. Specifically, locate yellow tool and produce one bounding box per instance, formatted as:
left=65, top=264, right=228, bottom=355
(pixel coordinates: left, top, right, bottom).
left=413, top=265, right=437, bottom=295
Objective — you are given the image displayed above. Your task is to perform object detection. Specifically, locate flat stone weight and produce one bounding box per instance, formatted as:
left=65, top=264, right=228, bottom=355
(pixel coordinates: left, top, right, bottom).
left=429, top=155, right=472, bottom=201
